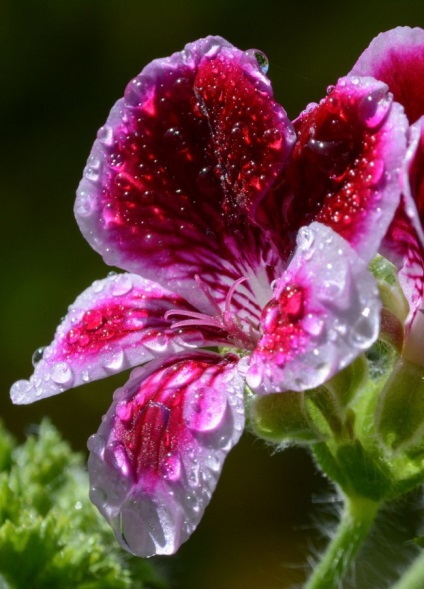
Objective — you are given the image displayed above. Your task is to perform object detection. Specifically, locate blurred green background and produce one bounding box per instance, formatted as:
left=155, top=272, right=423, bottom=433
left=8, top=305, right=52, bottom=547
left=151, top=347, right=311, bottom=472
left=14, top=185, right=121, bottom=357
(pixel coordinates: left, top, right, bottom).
left=2, top=1, right=424, bottom=587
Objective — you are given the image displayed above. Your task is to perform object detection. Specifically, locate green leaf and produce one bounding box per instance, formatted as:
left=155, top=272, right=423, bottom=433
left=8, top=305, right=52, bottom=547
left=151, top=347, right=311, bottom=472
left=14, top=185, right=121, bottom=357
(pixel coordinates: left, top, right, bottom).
left=0, top=420, right=168, bottom=589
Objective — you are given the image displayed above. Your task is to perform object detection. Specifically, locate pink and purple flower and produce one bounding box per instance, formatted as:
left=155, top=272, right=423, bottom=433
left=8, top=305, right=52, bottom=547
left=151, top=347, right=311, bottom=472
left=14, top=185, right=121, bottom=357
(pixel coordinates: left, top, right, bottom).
left=10, top=33, right=416, bottom=557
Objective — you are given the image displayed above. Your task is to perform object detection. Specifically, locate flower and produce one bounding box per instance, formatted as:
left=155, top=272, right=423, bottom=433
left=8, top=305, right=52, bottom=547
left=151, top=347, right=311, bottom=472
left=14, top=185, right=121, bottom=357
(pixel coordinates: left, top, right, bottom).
left=11, top=36, right=408, bottom=557
left=349, top=27, right=424, bottom=366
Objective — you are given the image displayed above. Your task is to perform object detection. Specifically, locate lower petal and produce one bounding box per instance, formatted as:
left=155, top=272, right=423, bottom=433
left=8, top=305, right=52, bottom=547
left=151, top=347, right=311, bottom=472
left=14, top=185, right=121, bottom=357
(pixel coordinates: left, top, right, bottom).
left=87, top=352, right=245, bottom=556
left=247, top=222, right=381, bottom=393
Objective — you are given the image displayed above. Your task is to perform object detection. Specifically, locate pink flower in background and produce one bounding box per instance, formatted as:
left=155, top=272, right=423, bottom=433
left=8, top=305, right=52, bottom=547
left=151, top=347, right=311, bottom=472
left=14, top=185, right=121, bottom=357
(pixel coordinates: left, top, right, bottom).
left=349, top=27, right=424, bottom=365
left=10, top=35, right=409, bottom=556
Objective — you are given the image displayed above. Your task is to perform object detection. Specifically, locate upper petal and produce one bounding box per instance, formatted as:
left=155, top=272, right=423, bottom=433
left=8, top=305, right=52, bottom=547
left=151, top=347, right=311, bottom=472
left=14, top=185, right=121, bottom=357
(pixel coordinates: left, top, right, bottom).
left=349, top=27, right=424, bottom=123
left=87, top=352, right=245, bottom=556
left=247, top=222, right=381, bottom=394
left=10, top=273, right=230, bottom=404
left=257, top=76, right=408, bottom=263
left=75, top=36, right=294, bottom=311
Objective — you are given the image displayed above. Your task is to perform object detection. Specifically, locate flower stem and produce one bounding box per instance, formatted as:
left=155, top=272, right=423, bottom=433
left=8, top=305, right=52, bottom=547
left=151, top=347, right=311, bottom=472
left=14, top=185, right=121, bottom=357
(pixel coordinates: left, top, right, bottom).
left=391, top=550, right=424, bottom=589
left=304, top=494, right=380, bottom=589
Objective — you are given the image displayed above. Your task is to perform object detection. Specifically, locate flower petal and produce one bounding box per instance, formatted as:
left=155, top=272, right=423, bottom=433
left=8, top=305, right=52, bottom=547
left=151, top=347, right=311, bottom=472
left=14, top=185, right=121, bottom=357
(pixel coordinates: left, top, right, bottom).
left=258, top=76, right=408, bottom=262
left=87, top=352, right=244, bottom=556
left=349, top=27, right=424, bottom=123
left=247, top=222, right=381, bottom=393
left=75, top=36, right=294, bottom=312
left=381, top=119, right=424, bottom=330
left=10, top=273, right=229, bottom=404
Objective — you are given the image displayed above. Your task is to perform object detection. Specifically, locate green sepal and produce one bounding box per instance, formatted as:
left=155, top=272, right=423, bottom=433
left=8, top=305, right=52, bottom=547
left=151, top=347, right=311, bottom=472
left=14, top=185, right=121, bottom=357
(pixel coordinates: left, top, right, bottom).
left=369, top=254, right=409, bottom=324
left=375, top=359, right=424, bottom=452
left=251, top=390, right=323, bottom=444
left=250, top=356, right=367, bottom=446
left=312, top=440, right=391, bottom=502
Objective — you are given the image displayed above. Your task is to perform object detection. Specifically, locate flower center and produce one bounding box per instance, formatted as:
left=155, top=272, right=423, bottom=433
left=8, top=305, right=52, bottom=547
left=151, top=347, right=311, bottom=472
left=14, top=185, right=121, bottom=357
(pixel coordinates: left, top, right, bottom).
left=165, top=276, right=259, bottom=351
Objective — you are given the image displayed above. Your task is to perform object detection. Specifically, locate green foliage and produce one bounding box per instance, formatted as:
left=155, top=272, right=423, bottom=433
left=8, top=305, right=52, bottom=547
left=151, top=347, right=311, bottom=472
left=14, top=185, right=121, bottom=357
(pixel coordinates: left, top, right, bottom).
left=0, top=420, right=167, bottom=589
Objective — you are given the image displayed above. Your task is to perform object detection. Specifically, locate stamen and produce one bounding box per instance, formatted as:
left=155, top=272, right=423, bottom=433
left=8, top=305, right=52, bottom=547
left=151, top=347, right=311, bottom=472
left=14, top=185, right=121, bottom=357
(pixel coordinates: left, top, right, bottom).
left=165, top=276, right=259, bottom=350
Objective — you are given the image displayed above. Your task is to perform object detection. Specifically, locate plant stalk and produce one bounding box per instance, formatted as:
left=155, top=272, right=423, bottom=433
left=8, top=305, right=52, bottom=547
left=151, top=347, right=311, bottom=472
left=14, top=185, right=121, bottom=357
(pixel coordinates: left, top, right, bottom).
left=304, top=494, right=379, bottom=589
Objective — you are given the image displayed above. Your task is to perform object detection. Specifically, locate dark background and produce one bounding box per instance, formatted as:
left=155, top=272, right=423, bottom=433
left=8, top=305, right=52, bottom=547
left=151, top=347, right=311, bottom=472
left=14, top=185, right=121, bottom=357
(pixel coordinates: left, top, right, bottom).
left=2, top=2, right=424, bottom=587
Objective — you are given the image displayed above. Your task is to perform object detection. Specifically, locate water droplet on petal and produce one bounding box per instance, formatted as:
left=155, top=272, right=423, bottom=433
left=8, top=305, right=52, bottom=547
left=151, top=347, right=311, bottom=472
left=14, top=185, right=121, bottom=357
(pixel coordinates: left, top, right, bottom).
left=51, top=362, right=74, bottom=385
left=111, top=275, right=133, bottom=296
left=184, top=386, right=227, bottom=433
left=297, top=226, right=315, bottom=258
left=162, top=454, right=181, bottom=482
left=246, top=364, right=262, bottom=390
left=75, top=191, right=96, bottom=218
left=32, top=346, right=46, bottom=367
left=10, top=379, right=32, bottom=403
left=103, top=349, right=125, bottom=372
left=303, top=314, right=325, bottom=337
left=246, top=48, right=269, bottom=74
left=349, top=309, right=378, bottom=349
left=359, top=90, right=392, bottom=129
left=97, top=125, right=114, bottom=146
left=143, top=332, right=169, bottom=353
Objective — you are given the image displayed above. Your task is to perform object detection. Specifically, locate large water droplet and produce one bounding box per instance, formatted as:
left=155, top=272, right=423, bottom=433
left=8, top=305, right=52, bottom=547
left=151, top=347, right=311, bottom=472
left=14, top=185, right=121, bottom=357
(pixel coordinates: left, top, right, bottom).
left=111, top=275, right=133, bottom=296
left=10, top=379, right=33, bottom=403
left=103, top=349, right=125, bottom=372
left=32, top=346, right=46, bottom=367
left=359, top=90, right=392, bottom=129
left=246, top=364, right=262, bottom=390
left=349, top=308, right=377, bottom=349
left=51, top=362, right=74, bottom=385
left=246, top=49, right=269, bottom=74
left=184, top=386, right=227, bottom=433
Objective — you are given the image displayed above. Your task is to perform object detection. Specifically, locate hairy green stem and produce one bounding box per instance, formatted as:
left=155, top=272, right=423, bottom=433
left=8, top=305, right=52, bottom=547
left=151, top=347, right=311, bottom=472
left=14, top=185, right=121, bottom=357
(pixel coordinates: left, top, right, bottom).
left=304, top=495, right=379, bottom=589
left=391, top=550, right=424, bottom=589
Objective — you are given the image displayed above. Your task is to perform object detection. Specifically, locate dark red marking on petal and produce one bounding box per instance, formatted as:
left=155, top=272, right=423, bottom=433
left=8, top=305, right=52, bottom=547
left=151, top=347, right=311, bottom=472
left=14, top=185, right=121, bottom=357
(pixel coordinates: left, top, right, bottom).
left=114, top=358, right=230, bottom=482
left=76, top=37, right=293, bottom=312
left=87, top=351, right=245, bottom=556
left=350, top=27, right=424, bottom=123
left=64, top=302, right=148, bottom=355
left=257, top=76, right=407, bottom=262
left=110, top=354, right=239, bottom=486
left=257, top=285, right=308, bottom=360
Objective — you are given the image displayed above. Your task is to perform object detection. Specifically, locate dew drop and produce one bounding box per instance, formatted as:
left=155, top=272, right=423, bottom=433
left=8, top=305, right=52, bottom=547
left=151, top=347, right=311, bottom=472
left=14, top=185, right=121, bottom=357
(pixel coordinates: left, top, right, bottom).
left=75, top=191, right=95, bottom=218
left=103, top=349, right=125, bottom=372
left=359, top=91, right=392, bottom=129
left=111, top=275, right=133, bottom=296
left=303, top=314, right=324, bottom=337
left=246, top=364, right=262, bottom=390
left=32, top=346, right=46, bottom=367
left=349, top=310, right=377, bottom=350
left=246, top=49, right=269, bottom=74
left=51, top=362, right=74, bottom=385
left=97, top=125, right=114, bottom=146
left=143, top=332, right=168, bottom=353
left=184, top=386, right=227, bottom=433
left=10, top=379, right=33, bottom=403
left=162, top=454, right=182, bottom=482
